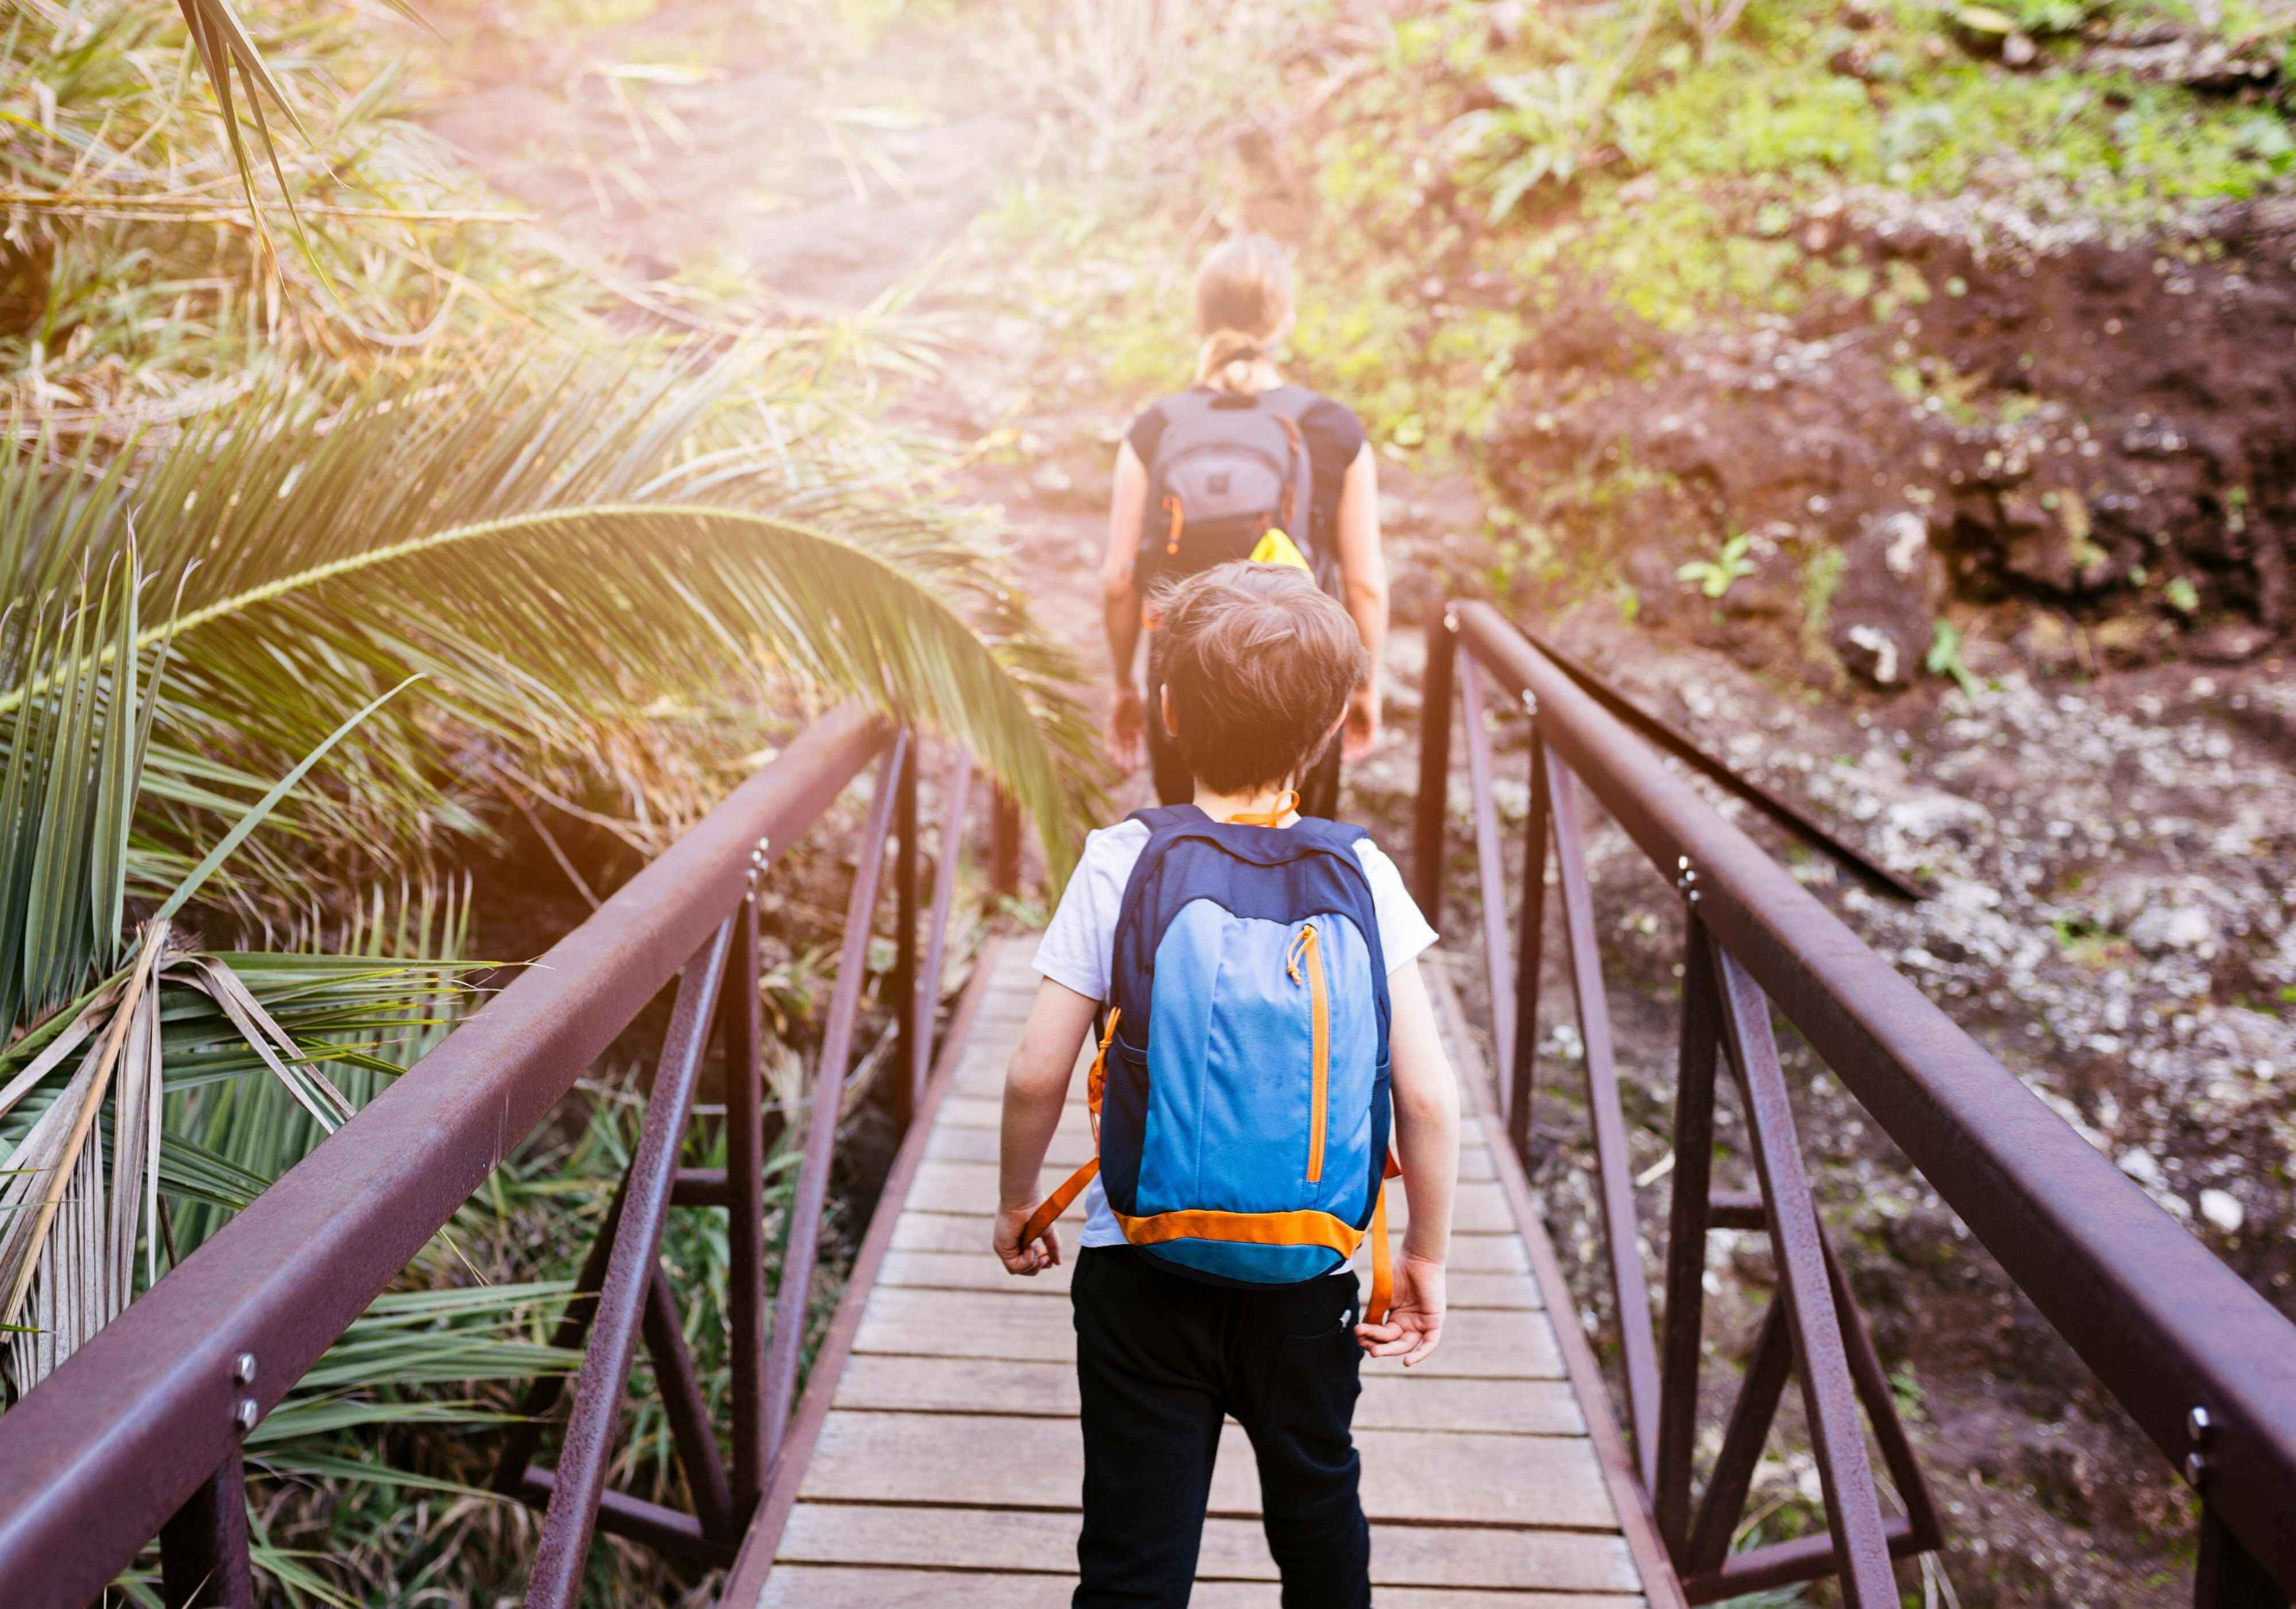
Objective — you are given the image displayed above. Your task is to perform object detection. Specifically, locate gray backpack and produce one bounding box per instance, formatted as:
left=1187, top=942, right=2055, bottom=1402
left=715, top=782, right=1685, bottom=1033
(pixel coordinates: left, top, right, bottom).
left=1139, top=386, right=1322, bottom=590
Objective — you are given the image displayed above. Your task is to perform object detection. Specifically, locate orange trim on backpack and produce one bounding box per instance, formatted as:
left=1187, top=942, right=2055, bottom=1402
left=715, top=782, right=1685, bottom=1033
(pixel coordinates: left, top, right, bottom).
left=1366, top=1152, right=1403, bottom=1326
left=1113, top=1205, right=1367, bottom=1256
left=1162, top=493, right=1184, bottom=557
left=1225, top=790, right=1298, bottom=828
left=1275, top=411, right=1306, bottom=534
left=1289, top=924, right=1329, bottom=1184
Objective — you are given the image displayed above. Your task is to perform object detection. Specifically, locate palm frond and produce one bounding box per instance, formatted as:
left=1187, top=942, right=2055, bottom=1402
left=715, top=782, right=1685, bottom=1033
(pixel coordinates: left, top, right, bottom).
left=0, top=627, right=478, bottom=1389
left=4, top=351, right=1100, bottom=878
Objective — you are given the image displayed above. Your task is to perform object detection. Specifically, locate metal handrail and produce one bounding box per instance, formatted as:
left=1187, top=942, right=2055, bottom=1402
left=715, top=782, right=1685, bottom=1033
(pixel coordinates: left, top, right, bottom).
left=0, top=705, right=1001, bottom=1608
left=1415, top=601, right=2296, bottom=1605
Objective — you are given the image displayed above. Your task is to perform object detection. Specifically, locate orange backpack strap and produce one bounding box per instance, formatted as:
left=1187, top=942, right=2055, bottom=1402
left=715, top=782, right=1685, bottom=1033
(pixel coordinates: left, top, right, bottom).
left=1225, top=790, right=1299, bottom=828
left=1020, top=1009, right=1119, bottom=1251
left=1365, top=1151, right=1404, bottom=1325
left=1021, top=1158, right=1098, bottom=1248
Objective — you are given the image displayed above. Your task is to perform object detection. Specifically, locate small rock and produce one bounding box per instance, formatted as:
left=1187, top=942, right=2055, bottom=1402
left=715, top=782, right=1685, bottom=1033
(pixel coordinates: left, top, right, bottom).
left=1950, top=4, right=2017, bottom=54
left=2198, top=1189, right=2245, bottom=1234
left=2092, top=614, right=2161, bottom=664
left=2117, top=1148, right=2166, bottom=1190
left=2126, top=903, right=2217, bottom=956
left=2002, top=29, right=2039, bottom=66
left=2013, top=611, right=2084, bottom=675
left=2188, top=620, right=2274, bottom=664
left=1830, top=511, right=1947, bottom=688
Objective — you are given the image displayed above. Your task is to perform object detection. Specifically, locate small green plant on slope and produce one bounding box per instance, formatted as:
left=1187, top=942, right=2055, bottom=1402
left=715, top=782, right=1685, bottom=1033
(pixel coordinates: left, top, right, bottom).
left=1444, top=0, right=1665, bottom=218
left=1926, top=618, right=1985, bottom=699
left=1678, top=531, right=1759, bottom=599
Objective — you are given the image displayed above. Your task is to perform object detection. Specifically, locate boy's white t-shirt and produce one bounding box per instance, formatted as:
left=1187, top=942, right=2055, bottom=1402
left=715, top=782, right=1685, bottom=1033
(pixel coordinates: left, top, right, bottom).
left=1030, top=817, right=1439, bottom=1249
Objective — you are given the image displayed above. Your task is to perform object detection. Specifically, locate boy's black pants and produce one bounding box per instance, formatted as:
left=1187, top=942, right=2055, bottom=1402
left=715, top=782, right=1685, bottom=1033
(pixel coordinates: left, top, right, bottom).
left=1070, top=1246, right=1370, bottom=1608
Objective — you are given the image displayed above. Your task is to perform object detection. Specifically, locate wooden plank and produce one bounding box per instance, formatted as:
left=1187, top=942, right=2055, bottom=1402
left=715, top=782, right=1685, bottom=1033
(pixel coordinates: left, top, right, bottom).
left=854, top=1286, right=1564, bottom=1378
left=907, top=1159, right=1076, bottom=1210
left=875, top=1249, right=1541, bottom=1310
left=798, top=1412, right=1618, bottom=1528
left=831, top=1353, right=1588, bottom=1435
left=716, top=936, right=1003, bottom=1605
left=884, top=1210, right=1532, bottom=1269
left=1426, top=961, right=1687, bottom=1609
left=738, top=943, right=1661, bottom=1608
left=778, top=1502, right=1639, bottom=1590
left=760, top=1567, right=1643, bottom=1608
left=927, top=1122, right=1095, bottom=1166
left=904, top=1161, right=1518, bottom=1233
left=927, top=1105, right=1500, bottom=1181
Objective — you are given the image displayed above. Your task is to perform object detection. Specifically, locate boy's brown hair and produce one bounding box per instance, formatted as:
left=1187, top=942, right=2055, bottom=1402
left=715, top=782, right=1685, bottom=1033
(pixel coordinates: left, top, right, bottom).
left=1149, top=562, right=1369, bottom=796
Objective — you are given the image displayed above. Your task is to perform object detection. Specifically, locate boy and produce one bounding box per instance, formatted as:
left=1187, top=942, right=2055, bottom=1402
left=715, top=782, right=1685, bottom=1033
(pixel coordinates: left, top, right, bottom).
left=993, top=562, right=1462, bottom=1609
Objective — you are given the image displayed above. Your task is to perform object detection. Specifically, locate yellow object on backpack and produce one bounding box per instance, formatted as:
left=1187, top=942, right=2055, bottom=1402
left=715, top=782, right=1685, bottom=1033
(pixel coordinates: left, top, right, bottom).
left=1250, top=527, right=1311, bottom=571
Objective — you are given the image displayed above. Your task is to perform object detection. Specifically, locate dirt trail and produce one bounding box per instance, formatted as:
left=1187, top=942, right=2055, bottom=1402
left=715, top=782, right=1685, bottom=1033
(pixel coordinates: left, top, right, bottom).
left=421, top=0, right=1459, bottom=816
left=420, top=10, right=2295, bottom=1605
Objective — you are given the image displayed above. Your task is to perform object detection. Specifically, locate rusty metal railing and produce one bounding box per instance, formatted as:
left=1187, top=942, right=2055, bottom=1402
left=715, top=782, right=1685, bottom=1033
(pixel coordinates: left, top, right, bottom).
left=1414, top=601, right=2296, bottom=1608
left=0, top=706, right=1011, bottom=1609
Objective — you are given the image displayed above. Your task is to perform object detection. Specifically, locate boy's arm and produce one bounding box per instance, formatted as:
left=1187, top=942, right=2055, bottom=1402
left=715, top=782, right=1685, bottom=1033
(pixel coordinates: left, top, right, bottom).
left=994, top=978, right=1101, bottom=1275
left=1356, top=958, right=1459, bottom=1365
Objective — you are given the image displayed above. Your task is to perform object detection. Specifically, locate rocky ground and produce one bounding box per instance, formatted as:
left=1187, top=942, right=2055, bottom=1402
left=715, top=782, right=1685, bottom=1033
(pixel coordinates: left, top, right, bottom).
left=419, top=4, right=2294, bottom=1604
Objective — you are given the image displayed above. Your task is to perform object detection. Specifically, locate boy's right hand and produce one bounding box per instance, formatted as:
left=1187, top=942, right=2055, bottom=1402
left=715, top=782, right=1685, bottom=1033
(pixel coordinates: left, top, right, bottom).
left=993, top=1203, right=1059, bottom=1276
left=1105, top=688, right=1147, bottom=772
left=1355, top=1254, right=1444, bottom=1366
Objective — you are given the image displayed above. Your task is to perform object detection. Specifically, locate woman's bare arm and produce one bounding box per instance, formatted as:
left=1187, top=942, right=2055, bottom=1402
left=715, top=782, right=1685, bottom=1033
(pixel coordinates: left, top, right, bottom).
left=1332, top=443, right=1388, bottom=760
left=1103, top=441, right=1152, bottom=770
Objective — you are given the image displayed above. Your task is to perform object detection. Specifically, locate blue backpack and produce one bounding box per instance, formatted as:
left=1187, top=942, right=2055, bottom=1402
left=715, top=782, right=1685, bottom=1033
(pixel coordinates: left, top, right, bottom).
left=1024, top=801, right=1400, bottom=1319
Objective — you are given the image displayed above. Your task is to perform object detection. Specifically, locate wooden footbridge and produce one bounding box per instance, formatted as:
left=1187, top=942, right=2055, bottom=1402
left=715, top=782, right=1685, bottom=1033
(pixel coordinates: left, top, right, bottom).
left=1, top=605, right=2292, bottom=1609
left=720, top=938, right=1662, bottom=1607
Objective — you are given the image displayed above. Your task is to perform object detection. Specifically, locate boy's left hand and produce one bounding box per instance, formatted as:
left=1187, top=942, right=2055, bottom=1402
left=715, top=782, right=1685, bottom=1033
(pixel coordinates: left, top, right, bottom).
left=1355, top=1254, right=1444, bottom=1366
left=994, top=1203, right=1059, bottom=1275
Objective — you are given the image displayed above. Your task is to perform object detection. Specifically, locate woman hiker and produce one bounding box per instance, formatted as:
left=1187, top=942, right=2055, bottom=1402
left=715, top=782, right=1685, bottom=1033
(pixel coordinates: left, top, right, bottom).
left=1100, top=232, right=1389, bottom=817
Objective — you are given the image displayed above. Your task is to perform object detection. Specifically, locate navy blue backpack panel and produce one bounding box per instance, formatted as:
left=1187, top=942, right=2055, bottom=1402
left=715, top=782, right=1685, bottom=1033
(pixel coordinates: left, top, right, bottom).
left=1095, top=805, right=1393, bottom=1286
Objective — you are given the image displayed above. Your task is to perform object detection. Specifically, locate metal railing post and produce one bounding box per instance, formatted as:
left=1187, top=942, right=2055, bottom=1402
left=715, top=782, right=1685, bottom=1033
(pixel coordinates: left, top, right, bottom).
left=1653, top=917, right=1723, bottom=1557
left=890, top=736, right=920, bottom=1127
left=725, top=892, right=769, bottom=1516
left=2197, top=1503, right=2289, bottom=1609
left=990, top=789, right=1021, bottom=898
left=1409, top=602, right=1458, bottom=923
left=914, top=755, right=975, bottom=1114
left=525, top=919, right=737, bottom=1608
left=1459, top=655, right=1515, bottom=1082
left=763, top=735, right=908, bottom=1465
left=1542, top=742, right=1662, bottom=1487
left=159, top=1456, right=252, bottom=1609
left=1506, top=736, right=1550, bottom=1163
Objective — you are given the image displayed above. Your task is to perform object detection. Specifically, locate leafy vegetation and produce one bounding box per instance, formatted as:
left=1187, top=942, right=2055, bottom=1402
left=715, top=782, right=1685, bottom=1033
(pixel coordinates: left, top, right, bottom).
left=3, top=0, right=1100, bottom=1599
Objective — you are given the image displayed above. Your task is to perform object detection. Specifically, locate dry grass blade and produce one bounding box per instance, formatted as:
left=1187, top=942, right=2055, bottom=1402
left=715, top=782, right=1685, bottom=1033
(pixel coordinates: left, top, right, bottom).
left=0, top=917, right=163, bottom=1380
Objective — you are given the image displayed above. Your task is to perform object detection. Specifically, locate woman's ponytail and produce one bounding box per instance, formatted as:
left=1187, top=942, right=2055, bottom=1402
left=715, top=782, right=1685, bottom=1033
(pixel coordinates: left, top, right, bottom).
left=1191, top=234, right=1294, bottom=396
left=1196, top=329, right=1266, bottom=394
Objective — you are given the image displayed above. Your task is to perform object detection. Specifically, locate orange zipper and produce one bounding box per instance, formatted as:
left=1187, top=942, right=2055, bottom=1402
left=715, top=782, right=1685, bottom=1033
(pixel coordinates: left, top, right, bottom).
left=1287, top=923, right=1328, bottom=1183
